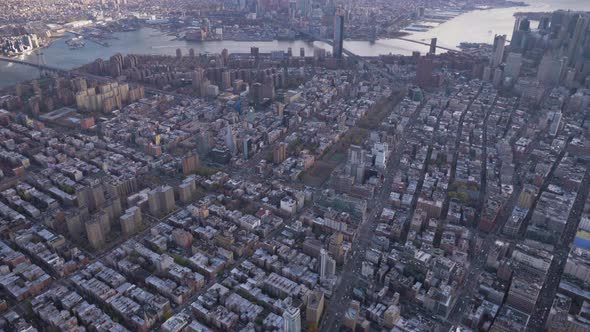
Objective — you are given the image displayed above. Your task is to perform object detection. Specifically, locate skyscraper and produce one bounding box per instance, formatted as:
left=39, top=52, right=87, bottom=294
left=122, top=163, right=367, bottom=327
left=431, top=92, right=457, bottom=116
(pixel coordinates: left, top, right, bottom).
left=490, top=34, right=506, bottom=69
left=510, top=17, right=531, bottom=49
left=120, top=206, right=142, bottom=235
left=289, top=0, right=296, bottom=19
left=243, top=136, right=251, bottom=160
left=333, top=8, right=345, bottom=58
left=537, top=54, right=566, bottom=85
left=320, top=248, right=328, bottom=278
left=429, top=38, right=437, bottom=55
left=182, top=152, right=200, bottom=175
left=148, top=185, right=176, bottom=217
left=225, top=125, right=237, bottom=154
left=251, top=46, right=259, bottom=57
left=415, top=56, right=440, bottom=88
left=512, top=16, right=530, bottom=34
left=85, top=218, right=104, bottom=249
left=297, top=0, right=311, bottom=17
left=192, top=68, right=206, bottom=94
left=256, top=0, right=265, bottom=17
left=504, top=52, right=523, bottom=80
left=273, top=142, right=287, bottom=164
left=306, top=291, right=325, bottom=325
left=567, top=15, right=589, bottom=65
left=283, top=306, right=301, bottom=332
left=320, top=248, right=336, bottom=279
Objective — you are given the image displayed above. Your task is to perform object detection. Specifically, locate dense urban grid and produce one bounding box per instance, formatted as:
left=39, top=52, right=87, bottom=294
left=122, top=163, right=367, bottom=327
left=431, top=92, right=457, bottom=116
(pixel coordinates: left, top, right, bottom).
left=1, top=0, right=590, bottom=332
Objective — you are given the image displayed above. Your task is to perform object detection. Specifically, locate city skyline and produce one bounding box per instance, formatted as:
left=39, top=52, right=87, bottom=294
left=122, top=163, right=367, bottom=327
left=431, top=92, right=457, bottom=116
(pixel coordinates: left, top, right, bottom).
left=1, top=1, right=590, bottom=332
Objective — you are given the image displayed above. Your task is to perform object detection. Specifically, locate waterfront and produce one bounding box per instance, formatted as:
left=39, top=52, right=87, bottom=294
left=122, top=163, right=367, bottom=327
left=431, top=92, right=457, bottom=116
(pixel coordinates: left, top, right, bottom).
left=328, top=0, right=590, bottom=55
left=0, top=30, right=325, bottom=87
left=1, top=0, right=590, bottom=87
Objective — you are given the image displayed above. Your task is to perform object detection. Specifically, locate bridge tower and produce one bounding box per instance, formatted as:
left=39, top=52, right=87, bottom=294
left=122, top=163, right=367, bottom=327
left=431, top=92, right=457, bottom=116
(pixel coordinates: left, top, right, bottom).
left=429, top=38, right=437, bottom=55
left=34, top=50, right=46, bottom=78
left=369, top=11, right=377, bottom=43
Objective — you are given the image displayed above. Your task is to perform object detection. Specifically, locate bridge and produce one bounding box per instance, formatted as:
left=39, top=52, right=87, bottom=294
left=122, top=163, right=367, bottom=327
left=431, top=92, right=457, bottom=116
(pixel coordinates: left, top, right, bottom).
left=273, top=25, right=402, bottom=82
left=273, top=18, right=461, bottom=53
left=0, top=55, right=194, bottom=101
left=273, top=19, right=460, bottom=82
left=0, top=23, right=456, bottom=92
left=0, top=55, right=69, bottom=75
left=394, top=36, right=458, bottom=53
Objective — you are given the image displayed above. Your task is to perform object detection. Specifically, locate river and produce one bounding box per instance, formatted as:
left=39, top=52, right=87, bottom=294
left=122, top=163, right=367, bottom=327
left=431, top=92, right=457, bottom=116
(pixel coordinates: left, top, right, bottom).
left=1, top=0, right=590, bottom=88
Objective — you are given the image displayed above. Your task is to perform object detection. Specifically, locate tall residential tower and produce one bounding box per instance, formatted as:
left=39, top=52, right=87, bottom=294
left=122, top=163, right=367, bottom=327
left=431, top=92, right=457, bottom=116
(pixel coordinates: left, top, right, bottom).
left=333, top=8, right=345, bottom=58
left=490, top=34, right=507, bottom=68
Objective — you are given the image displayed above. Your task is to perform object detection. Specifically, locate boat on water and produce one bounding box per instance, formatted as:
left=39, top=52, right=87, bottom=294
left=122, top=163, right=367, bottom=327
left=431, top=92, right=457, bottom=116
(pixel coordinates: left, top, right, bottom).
left=68, top=42, right=85, bottom=49
left=459, top=42, right=483, bottom=49
left=66, top=36, right=86, bottom=49
left=405, top=27, right=430, bottom=32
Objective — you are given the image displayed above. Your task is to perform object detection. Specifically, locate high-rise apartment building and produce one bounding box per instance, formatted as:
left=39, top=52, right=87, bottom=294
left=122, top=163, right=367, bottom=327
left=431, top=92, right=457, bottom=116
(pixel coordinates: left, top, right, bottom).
left=504, top=52, right=523, bottom=80
left=148, top=185, right=176, bottom=217
left=490, top=34, right=507, bottom=69
left=283, top=306, right=301, bottom=332
left=333, top=8, right=345, bottom=58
